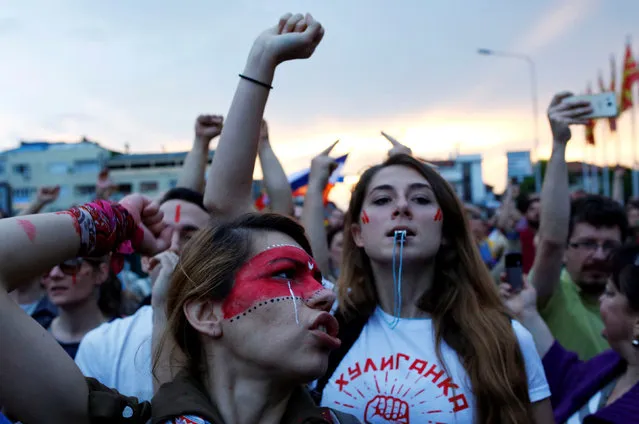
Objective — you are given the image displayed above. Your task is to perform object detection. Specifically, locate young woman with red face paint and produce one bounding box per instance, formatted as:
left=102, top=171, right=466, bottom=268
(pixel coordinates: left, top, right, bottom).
left=315, top=153, right=555, bottom=423
left=150, top=213, right=358, bottom=423
left=0, top=12, right=360, bottom=424
left=149, top=13, right=358, bottom=424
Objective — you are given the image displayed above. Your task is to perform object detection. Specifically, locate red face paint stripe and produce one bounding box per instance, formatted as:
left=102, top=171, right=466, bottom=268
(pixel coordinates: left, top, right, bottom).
left=17, top=219, right=37, bottom=243
left=434, top=208, right=443, bottom=222
left=174, top=205, right=181, bottom=223
left=361, top=210, right=370, bottom=224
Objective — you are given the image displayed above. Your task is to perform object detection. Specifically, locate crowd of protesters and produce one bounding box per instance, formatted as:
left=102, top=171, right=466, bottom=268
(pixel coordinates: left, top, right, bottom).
left=0, top=12, right=638, bottom=424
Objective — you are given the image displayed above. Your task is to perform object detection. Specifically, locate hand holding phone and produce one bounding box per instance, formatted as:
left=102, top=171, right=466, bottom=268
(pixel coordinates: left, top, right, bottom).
left=505, top=252, right=524, bottom=292
left=547, top=91, right=592, bottom=143
left=565, top=92, right=618, bottom=119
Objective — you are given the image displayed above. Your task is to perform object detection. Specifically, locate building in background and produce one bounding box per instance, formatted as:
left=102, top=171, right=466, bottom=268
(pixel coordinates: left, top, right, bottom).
left=107, top=152, right=263, bottom=202
left=429, top=154, right=487, bottom=205
left=0, top=138, right=262, bottom=213
left=506, top=150, right=533, bottom=183
left=106, top=152, right=215, bottom=201
left=0, top=182, right=11, bottom=216
left=0, top=138, right=113, bottom=211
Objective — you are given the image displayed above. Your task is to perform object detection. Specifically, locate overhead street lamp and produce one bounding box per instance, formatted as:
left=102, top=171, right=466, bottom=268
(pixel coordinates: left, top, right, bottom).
left=478, top=48, right=542, bottom=193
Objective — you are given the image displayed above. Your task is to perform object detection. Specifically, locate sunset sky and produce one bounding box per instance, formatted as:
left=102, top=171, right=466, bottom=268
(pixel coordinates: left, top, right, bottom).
left=1, top=0, right=637, bottom=207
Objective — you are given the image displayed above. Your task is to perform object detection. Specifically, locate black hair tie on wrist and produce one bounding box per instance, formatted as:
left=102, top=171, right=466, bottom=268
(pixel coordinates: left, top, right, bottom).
left=239, top=74, right=273, bottom=90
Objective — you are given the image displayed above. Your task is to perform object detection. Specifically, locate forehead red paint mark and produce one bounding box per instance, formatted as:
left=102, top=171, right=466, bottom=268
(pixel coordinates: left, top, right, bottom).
left=434, top=208, right=443, bottom=222
left=361, top=210, right=370, bottom=224
left=222, top=246, right=324, bottom=320
left=17, top=219, right=37, bottom=243
left=174, top=205, right=181, bottom=223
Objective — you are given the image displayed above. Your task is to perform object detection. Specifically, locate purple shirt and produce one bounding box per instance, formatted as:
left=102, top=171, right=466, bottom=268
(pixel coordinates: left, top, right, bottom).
left=543, top=341, right=639, bottom=423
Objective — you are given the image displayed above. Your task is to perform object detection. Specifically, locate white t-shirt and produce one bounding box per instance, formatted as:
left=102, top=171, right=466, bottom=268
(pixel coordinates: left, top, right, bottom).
left=75, top=305, right=153, bottom=401
left=321, top=307, right=550, bottom=423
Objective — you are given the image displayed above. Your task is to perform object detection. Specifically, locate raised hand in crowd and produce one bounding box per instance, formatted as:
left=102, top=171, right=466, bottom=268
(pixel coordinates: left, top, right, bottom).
left=96, top=168, right=117, bottom=200
left=119, top=193, right=170, bottom=256
left=259, top=119, right=270, bottom=144
left=257, top=119, right=295, bottom=215
left=302, top=140, right=339, bottom=281
left=37, top=185, right=61, bottom=205
left=177, top=114, right=223, bottom=193
left=500, top=277, right=559, bottom=358
left=19, top=185, right=60, bottom=216
left=205, top=12, right=324, bottom=218
left=547, top=91, right=592, bottom=143
left=148, top=250, right=181, bottom=391
left=194, top=114, right=223, bottom=143
left=309, top=140, right=339, bottom=188
left=531, top=91, right=592, bottom=307
left=381, top=130, right=412, bottom=157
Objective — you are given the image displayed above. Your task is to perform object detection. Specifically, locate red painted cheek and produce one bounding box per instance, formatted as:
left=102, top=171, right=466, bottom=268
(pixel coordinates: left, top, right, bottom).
left=71, top=273, right=77, bottom=285
left=434, top=208, right=443, bottom=222
left=17, top=219, right=37, bottom=242
left=361, top=210, right=370, bottom=224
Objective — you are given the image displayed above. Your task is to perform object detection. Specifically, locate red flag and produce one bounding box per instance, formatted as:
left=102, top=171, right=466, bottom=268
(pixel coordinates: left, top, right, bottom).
left=585, top=83, right=596, bottom=145
left=608, top=55, right=618, bottom=132
left=254, top=191, right=269, bottom=211
left=620, top=39, right=639, bottom=113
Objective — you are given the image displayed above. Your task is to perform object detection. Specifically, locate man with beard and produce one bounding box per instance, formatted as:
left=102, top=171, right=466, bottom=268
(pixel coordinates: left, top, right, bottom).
left=530, top=92, right=629, bottom=360
left=516, top=193, right=540, bottom=274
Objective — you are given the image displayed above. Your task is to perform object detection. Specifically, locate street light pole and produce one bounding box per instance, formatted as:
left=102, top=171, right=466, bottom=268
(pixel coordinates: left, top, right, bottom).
left=478, top=48, right=542, bottom=193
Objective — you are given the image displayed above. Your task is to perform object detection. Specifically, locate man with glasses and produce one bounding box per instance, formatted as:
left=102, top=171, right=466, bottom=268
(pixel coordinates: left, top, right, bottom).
left=529, top=92, right=629, bottom=360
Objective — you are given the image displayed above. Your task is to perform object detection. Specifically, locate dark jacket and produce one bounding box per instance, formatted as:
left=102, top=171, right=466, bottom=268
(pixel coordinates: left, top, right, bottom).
left=31, top=295, right=57, bottom=329
left=86, top=372, right=359, bottom=424
left=152, top=372, right=359, bottom=424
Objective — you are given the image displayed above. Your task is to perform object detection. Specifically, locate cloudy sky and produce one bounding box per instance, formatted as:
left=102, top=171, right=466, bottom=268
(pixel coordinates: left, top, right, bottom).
left=1, top=0, right=637, bottom=201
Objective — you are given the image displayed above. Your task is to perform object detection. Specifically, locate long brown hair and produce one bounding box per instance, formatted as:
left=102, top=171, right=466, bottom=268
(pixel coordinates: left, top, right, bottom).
left=153, top=213, right=313, bottom=379
left=338, top=154, right=533, bottom=423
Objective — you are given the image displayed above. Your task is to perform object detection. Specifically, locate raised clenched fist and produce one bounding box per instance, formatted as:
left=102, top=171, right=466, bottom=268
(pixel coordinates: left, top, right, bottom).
left=364, top=395, right=409, bottom=424
left=253, top=13, right=324, bottom=66
left=36, top=186, right=60, bottom=204
left=195, top=115, right=224, bottom=143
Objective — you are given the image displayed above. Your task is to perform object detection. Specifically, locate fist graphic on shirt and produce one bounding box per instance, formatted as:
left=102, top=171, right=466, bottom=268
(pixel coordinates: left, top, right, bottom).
left=364, top=395, right=409, bottom=424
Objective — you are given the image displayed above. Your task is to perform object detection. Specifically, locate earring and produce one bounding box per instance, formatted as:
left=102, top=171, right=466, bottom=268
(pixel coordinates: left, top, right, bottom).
left=633, top=339, right=639, bottom=347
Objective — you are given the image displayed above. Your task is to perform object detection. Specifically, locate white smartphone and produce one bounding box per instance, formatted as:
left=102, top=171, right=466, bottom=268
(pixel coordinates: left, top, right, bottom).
left=565, top=92, right=618, bottom=119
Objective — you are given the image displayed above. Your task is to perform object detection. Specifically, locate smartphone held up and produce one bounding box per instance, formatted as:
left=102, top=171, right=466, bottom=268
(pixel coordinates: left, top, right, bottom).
left=564, top=92, right=618, bottom=119
left=505, top=252, right=524, bottom=293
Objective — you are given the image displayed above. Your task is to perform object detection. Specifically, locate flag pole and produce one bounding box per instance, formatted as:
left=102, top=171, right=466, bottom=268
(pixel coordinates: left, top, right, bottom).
left=582, top=138, right=590, bottom=192
left=591, top=144, right=599, bottom=194
left=602, top=123, right=610, bottom=197
left=615, top=129, right=622, bottom=167
left=632, top=83, right=639, bottom=198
